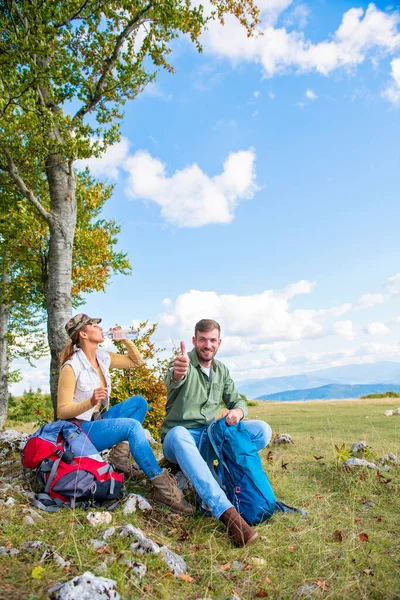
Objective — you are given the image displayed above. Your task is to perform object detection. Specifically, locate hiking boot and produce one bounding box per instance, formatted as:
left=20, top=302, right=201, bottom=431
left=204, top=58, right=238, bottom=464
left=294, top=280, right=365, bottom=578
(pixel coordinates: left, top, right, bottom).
left=220, top=507, right=258, bottom=547
left=152, top=469, right=195, bottom=515
left=109, top=442, right=144, bottom=479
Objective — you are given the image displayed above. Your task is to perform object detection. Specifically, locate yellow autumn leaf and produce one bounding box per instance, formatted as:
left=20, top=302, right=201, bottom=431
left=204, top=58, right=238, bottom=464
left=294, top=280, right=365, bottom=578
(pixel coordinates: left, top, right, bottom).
left=31, top=566, right=45, bottom=580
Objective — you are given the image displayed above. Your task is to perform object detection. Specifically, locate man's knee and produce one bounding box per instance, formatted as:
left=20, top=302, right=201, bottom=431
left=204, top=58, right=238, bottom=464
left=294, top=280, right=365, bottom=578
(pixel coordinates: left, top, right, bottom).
left=257, top=420, right=272, bottom=447
left=164, top=426, right=194, bottom=448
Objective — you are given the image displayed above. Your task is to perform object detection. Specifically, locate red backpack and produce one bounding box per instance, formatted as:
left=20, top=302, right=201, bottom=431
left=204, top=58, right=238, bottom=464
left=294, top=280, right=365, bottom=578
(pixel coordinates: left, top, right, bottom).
left=22, top=420, right=124, bottom=511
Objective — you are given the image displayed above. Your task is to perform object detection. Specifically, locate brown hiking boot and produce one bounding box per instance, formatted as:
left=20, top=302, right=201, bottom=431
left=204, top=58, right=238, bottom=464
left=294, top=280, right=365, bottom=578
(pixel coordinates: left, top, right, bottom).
left=152, top=469, right=195, bottom=515
left=109, top=442, right=144, bottom=479
left=220, top=507, right=258, bottom=547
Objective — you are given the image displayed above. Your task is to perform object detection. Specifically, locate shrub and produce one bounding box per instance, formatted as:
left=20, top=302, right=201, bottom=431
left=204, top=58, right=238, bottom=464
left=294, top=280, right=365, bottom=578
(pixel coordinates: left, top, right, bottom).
left=109, top=322, right=170, bottom=440
left=8, top=388, right=53, bottom=424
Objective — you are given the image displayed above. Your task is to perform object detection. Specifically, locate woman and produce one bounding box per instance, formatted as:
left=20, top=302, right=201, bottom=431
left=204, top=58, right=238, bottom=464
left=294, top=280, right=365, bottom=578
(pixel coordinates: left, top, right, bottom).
left=57, top=313, right=194, bottom=515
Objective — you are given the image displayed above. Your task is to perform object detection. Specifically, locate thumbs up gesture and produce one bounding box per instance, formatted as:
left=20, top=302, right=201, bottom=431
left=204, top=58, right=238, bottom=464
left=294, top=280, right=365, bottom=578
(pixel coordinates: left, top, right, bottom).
left=173, top=341, right=189, bottom=381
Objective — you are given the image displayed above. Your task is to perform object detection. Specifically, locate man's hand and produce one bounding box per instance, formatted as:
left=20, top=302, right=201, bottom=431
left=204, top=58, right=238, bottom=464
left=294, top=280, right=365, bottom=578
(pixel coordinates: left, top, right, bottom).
left=222, top=408, right=244, bottom=426
left=90, top=387, right=108, bottom=407
left=173, top=341, right=189, bottom=381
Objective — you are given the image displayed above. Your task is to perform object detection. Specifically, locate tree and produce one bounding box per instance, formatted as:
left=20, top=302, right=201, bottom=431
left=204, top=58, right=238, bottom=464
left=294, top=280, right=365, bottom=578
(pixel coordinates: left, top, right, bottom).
left=0, top=0, right=259, bottom=406
left=0, top=171, right=131, bottom=423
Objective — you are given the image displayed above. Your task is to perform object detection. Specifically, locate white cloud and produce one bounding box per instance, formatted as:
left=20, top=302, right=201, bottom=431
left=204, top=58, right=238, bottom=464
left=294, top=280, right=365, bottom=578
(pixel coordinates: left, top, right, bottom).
left=283, top=3, right=311, bottom=30
left=355, top=293, right=385, bottom=308
left=305, top=88, right=318, bottom=100
left=254, top=90, right=260, bottom=98
left=333, top=320, right=355, bottom=340
left=365, top=322, right=389, bottom=335
left=269, top=91, right=276, bottom=99
left=387, top=272, right=400, bottom=295
left=203, top=4, right=400, bottom=77
left=382, top=57, right=400, bottom=104
left=123, top=148, right=258, bottom=227
left=158, top=283, right=353, bottom=350
left=76, top=137, right=130, bottom=180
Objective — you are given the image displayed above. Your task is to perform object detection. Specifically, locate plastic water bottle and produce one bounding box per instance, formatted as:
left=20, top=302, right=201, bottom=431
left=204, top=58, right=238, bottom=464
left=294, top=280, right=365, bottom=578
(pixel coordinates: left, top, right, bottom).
left=104, top=329, right=138, bottom=341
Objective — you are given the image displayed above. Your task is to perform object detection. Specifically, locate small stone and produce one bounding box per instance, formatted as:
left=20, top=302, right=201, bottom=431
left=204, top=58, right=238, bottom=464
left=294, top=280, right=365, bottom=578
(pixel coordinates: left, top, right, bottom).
left=91, top=539, right=106, bottom=551
left=20, top=540, right=44, bottom=552
left=49, top=570, right=120, bottom=600
left=122, top=494, right=152, bottom=515
left=144, top=429, right=157, bottom=445
left=384, top=410, right=393, bottom=417
left=249, top=557, right=266, bottom=566
left=378, top=453, right=399, bottom=465
left=52, top=552, right=71, bottom=568
left=102, top=527, right=116, bottom=540
left=296, top=584, right=318, bottom=597
left=343, top=458, right=388, bottom=471
left=120, top=525, right=160, bottom=555
left=129, top=561, right=147, bottom=579
left=22, top=508, right=43, bottom=521
left=87, top=512, right=112, bottom=526
left=394, top=408, right=400, bottom=415
left=273, top=434, right=294, bottom=445
left=231, top=560, right=246, bottom=570
left=362, top=501, right=376, bottom=510
left=5, top=497, right=15, bottom=506
left=160, top=546, right=187, bottom=577
left=23, top=515, right=35, bottom=526
left=351, top=441, right=375, bottom=456
left=0, top=546, right=20, bottom=556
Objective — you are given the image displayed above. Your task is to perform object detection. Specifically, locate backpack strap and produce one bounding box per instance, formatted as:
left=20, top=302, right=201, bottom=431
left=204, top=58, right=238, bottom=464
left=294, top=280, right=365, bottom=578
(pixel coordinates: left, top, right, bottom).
left=44, top=457, right=62, bottom=493
left=205, top=420, right=225, bottom=489
left=31, top=493, right=65, bottom=512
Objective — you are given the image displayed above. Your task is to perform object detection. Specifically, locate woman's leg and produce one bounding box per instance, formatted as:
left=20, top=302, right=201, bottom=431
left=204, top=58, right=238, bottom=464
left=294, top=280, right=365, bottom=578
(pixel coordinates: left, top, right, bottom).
left=102, top=395, right=148, bottom=424
left=80, top=418, right=162, bottom=480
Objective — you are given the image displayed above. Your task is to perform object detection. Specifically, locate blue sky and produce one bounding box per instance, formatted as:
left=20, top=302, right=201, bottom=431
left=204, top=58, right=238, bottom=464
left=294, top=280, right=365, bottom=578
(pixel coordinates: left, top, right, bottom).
left=13, top=0, right=400, bottom=393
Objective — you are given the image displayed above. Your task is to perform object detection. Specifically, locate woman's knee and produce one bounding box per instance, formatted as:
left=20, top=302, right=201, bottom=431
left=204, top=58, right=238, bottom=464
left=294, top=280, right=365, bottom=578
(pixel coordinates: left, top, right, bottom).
left=129, top=395, right=148, bottom=412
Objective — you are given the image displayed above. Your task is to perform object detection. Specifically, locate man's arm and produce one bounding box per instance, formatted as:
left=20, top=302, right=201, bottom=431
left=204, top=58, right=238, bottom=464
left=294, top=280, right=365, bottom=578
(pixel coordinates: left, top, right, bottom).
left=221, top=369, right=248, bottom=425
left=164, top=341, right=190, bottom=391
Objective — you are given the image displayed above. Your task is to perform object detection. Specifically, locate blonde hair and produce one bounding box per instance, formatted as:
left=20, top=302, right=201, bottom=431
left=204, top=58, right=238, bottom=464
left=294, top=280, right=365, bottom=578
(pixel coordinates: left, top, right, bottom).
left=59, top=329, right=83, bottom=367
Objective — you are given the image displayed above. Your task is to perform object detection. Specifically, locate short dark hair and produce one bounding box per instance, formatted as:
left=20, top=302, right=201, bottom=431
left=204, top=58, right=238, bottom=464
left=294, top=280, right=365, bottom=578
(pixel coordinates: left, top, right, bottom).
left=194, top=319, right=221, bottom=337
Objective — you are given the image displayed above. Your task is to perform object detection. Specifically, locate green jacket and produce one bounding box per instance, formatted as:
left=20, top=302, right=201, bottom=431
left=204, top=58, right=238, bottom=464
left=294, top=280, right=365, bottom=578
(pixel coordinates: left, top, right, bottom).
left=161, top=348, right=248, bottom=440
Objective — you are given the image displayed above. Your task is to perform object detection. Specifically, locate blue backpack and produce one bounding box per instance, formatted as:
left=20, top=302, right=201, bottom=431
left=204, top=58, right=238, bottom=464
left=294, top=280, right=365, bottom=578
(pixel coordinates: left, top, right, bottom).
left=205, top=418, right=301, bottom=524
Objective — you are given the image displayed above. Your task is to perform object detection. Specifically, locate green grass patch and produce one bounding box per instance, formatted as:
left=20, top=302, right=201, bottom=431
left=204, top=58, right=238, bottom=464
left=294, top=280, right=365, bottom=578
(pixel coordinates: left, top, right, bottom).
left=1, top=398, right=400, bottom=599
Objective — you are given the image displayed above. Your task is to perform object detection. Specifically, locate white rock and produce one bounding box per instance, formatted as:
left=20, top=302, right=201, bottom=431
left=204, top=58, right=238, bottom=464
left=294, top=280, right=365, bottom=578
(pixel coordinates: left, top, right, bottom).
left=49, top=571, right=120, bottom=600
left=273, top=434, right=294, bottom=445
left=384, top=410, right=393, bottom=417
left=20, top=540, right=45, bottom=552
left=394, top=408, right=400, bottom=415
left=351, top=441, right=375, bottom=455
left=124, top=561, right=147, bottom=579
left=5, top=497, right=16, bottom=506
left=343, top=457, right=389, bottom=471
left=23, top=515, right=35, bottom=526
left=231, top=560, right=246, bottom=570
left=22, top=508, right=43, bottom=521
left=86, top=512, right=112, bottom=527
left=90, top=540, right=106, bottom=551
left=123, top=494, right=152, bottom=515
left=249, top=557, right=266, bottom=566
left=102, top=527, right=116, bottom=541
left=160, top=545, right=187, bottom=577
left=378, top=453, right=399, bottom=465
left=120, top=524, right=160, bottom=555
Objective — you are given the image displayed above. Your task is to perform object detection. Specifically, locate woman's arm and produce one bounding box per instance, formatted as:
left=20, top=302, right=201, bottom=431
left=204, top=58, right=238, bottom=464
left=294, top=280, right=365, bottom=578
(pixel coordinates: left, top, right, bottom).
left=57, top=365, right=98, bottom=419
left=108, top=340, right=145, bottom=369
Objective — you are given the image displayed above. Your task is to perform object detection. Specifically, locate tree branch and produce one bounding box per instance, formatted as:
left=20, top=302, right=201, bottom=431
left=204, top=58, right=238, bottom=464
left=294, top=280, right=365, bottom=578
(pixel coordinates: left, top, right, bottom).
left=72, top=2, right=153, bottom=124
left=1, top=150, right=51, bottom=223
left=53, top=0, right=93, bottom=28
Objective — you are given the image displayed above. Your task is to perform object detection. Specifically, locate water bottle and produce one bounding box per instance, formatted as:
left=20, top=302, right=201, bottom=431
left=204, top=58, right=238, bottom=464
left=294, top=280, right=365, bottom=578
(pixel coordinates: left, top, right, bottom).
left=104, top=329, right=138, bottom=341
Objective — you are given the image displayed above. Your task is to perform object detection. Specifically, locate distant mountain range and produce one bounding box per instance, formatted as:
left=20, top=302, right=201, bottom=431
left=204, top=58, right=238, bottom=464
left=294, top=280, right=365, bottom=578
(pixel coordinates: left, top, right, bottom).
left=257, top=383, right=400, bottom=401
left=237, top=361, right=400, bottom=401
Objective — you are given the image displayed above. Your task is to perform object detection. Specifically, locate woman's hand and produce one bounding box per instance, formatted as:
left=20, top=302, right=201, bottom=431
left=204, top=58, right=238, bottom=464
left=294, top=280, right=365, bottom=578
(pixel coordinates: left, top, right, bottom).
left=90, top=387, right=108, bottom=406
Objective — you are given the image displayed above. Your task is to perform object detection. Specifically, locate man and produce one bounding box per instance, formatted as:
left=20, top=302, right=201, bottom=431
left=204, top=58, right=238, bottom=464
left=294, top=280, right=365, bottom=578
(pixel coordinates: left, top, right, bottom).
left=162, top=319, right=272, bottom=546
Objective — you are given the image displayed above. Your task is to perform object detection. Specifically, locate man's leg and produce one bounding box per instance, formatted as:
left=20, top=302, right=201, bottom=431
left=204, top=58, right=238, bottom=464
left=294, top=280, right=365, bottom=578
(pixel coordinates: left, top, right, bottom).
left=163, top=426, right=233, bottom=519
left=102, top=395, right=148, bottom=424
left=242, top=420, right=272, bottom=451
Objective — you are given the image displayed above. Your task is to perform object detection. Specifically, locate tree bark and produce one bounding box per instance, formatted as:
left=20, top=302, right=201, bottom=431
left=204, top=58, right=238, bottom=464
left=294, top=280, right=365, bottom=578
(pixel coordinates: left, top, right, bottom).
left=0, top=272, right=10, bottom=429
left=45, top=156, right=77, bottom=416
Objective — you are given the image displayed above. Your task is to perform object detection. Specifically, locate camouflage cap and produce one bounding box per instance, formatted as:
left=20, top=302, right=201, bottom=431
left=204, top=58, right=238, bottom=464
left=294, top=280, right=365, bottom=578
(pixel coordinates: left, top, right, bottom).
left=65, top=313, right=102, bottom=338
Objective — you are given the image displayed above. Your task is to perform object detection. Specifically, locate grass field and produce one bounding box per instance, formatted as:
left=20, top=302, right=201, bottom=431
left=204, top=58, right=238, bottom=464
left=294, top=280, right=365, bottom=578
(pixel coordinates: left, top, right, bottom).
left=1, top=397, right=400, bottom=600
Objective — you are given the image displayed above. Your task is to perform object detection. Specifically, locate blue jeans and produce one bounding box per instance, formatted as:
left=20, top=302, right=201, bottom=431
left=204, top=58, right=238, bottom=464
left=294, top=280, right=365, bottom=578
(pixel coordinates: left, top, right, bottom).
left=80, top=396, right=162, bottom=480
left=162, top=419, right=272, bottom=519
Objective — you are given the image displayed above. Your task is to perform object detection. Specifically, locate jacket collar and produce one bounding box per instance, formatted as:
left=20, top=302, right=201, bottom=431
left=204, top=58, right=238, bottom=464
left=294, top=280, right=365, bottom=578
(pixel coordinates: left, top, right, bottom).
left=76, top=348, right=106, bottom=370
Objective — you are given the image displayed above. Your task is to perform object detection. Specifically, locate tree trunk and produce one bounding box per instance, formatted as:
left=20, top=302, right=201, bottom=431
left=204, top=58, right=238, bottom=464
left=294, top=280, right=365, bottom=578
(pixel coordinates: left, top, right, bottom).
left=46, top=157, right=77, bottom=416
left=0, top=273, right=10, bottom=429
